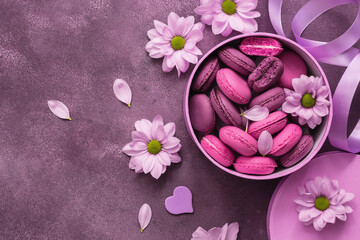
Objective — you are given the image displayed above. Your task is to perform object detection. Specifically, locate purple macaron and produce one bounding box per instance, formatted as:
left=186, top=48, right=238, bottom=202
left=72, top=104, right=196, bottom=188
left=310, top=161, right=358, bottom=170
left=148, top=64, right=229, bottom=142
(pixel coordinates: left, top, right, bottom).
left=218, top=46, right=256, bottom=76
left=249, top=87, right=286, bottom=112
left=279, top=135, right=314, bottom=167
left=192, top=56, right=220, bottom=92
left=248, top=57, right=284, bottom=93
left=189, top=94, right=215, bottom=134
left=210, top=88, right=243, bottom=128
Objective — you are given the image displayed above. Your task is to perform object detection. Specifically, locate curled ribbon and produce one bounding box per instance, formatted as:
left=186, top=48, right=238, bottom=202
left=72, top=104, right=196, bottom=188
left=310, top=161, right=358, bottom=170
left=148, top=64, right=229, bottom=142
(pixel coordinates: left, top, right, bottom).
left=268, top=0, right=360, bottom=153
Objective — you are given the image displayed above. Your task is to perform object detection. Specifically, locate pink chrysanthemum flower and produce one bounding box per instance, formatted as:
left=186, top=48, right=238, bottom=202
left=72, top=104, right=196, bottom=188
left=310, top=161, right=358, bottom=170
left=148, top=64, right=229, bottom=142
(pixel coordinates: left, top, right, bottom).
left=122, top=115, right=181, bottom=179
left=145, top=12, right=204, bottom=77
left=295, top=176, right=354, bottom=231
left=282, top=75, right=330, bottom=129
left=194, top=0, right=260, bottom=37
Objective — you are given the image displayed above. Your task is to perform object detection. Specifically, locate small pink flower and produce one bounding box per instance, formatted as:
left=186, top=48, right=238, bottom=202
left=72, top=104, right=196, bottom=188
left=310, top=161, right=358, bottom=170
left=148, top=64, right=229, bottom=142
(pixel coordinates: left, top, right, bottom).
left=122, top=115, right=181, bottom=179
left=194, top=0, right=260, bottom=37
left=282, top=75, right=330, bottom=129
left=295, top=176, right=354, bottom=231
left=145, top=12, right=204, bottom=77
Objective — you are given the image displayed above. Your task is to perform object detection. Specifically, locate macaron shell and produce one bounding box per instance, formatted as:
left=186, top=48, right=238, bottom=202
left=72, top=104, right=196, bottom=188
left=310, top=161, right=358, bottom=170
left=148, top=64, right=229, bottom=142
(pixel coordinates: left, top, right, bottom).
left=270, top=123, right=302, bottom=156
left=278, top=51, right=307, bottom=89
left=192, top=56, right=220, bottom=92
left=210, top=88, right=243, bottom=128
left=248, top=111, right=287, bottom=139
left=219, top=126, right=257, bottom=156
left=279, top=135, right=314, bottom=167
left=218, top=47, right=256, bottom=75
left=239, top=37, right=283, bottom=56
left=233, top=156, right=277, bottom=175
left=201, top=135, right=235, bottom=167
left=248, top=57, right=284, bottom=93
left=249, top=87, right=286, bottom=112
left=189, top=94, right=215, bottom=134
left=216, top=68, right=252, bottom=104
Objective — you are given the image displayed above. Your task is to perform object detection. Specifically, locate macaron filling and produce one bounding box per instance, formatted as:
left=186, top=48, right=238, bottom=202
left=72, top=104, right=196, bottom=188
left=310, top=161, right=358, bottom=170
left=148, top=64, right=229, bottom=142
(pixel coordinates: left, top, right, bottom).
left=301, top=93, right=316, bottom=108
left=147, top=140, right=162, bottom=154
left=315, top=196, right=330, bottom=211
left=222, top=0, right=237, bottom=15
left=171, top=36, right=185, bottom=50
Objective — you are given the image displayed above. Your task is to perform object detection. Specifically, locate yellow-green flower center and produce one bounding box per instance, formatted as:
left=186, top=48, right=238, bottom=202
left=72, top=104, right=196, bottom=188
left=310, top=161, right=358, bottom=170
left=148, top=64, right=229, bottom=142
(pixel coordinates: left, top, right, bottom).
left=171, top=36, right=185, bottom=50
left=301, top=93, right=316, bottom=108
left=315, top=196, right=330, bottom=211
left=222, top=0, right=237, bottom=15
left=147, top=140, right=162, bottom=154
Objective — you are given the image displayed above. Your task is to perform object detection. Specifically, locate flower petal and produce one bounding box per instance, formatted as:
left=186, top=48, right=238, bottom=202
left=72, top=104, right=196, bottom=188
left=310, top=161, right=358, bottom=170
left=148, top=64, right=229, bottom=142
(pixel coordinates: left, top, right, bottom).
left=338, top=192, right=355, bottom=205
left=228, top=15, right=245, bottom=33
left=152, top=115, right=164, bottom=133
left=154, top=20, right=167, bottom=34
left=258, top=131, right=273, bottom=156
left=168, top=12, right=180, bottom=33
left=122, top=141, right=147, bottom=156
left=162, top=54, right=175, bottom=73
left=143, top=154, right=156, bottom=174
left=282, top=101, right=300, bottom=114
left=186, top=29, right=203, bottom=43
left=153, top=125, right=166, bottom=142
left=237, top=10, right=261, bottom=19
left=163, top=137, right=181, bottom=149
left=169, top=152, right=181, bottom=163
left=293, top=75, right=312, bottom=95
left=113, top=79, right=132, bottom=107
left=164, top=122, right=176, bottom=137
left=212, top=18, right=228, bottom=35
left=243, top=105, right=269, bottom=121
left=313, top=103, right=329, bottom=117
left=298, top=108, right=313, bottom=120
left=48, top=100, right=71, bottom=120
left=313, top=215, right=327, bottom=231
left=329, top=204, right=346, bottom=215
left=132, top=131, right=149, bottom=142
left=237, top=0, right=257, bottom=11
left=223, top=222, right=239, bottom=240
left=323, top=209, right=336, bottom=223
left=138, top=203, right=152, bottom=232
left=150, top=159, right=163, bottom=179
left=164, top=143, right=182, bottom=154
left=147, top=28, right=161, bottom=40
left=182, top=50, right=198, bottom=64
left=135, top=119, right=153, bottom=139
left=157, top=151, right=171, bottom=166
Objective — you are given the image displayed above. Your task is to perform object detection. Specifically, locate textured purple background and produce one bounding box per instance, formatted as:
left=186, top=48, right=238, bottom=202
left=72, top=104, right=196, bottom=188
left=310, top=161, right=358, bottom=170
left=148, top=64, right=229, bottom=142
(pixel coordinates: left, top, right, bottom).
left=0, top=0, right=359, bottom=239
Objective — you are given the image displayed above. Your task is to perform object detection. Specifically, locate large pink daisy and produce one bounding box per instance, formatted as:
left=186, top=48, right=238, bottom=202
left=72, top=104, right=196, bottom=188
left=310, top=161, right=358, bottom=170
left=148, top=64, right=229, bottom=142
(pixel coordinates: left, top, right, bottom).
left=295, top=176, right=354, bottom=231
left=194, top=0, right=260, bottom=36
left=122, top=115, right=181, bottom=179
left=146, top=12, right=204, bottom=77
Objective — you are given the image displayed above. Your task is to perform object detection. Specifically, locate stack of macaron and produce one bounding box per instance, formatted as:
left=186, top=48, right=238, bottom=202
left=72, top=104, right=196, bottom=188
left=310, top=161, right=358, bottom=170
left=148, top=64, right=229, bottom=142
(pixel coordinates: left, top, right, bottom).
left=189, top=37, right=318, bottom=176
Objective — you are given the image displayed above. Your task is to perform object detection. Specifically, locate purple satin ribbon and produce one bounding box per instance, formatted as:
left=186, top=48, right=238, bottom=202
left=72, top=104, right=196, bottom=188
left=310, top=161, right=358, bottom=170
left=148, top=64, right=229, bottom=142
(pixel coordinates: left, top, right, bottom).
left=268, top=0, right=360, bottom=153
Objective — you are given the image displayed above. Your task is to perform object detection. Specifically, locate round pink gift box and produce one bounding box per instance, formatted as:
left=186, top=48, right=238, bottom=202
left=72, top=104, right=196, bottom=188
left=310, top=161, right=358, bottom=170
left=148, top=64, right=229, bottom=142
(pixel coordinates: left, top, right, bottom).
left=183, top=32, right=333, bottom=180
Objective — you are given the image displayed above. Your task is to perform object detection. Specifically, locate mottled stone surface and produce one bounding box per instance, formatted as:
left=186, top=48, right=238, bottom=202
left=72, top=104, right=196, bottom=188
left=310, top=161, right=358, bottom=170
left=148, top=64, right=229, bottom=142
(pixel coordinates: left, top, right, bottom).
left=0, top=0, right=358, bottom=239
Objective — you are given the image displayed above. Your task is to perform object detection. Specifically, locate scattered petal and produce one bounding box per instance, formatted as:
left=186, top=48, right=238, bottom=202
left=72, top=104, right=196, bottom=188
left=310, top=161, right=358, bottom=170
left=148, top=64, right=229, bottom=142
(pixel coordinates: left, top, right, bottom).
left=242, top=105, right=269, bottom=121
left=258, top=131, right=273, bottom=156
left=47, top=100, right=71, bottom=120
left=138, top=203, right=152, bottom=232
left=113, top=79, right=132, bottom=107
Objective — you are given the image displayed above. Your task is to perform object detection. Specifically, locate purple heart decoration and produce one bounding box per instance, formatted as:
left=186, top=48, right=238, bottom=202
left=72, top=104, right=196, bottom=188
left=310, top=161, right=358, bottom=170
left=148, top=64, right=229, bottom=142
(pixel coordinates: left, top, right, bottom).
left=165, top=186, right=194, bottom=215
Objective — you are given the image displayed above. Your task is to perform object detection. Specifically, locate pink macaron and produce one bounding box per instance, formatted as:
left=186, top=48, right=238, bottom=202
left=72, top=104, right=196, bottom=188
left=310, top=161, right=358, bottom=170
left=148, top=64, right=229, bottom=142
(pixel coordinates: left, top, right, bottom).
left=248, top=57, right=284, bottom=93
left=219, top=126, right=257, bottom=156
left=201, top=135, right=235, bottom=167
left=239, top=37, right=284, bottom=57
left=210, top=88, right=243, bottom=128
left=233, top=156, right=278, bottom=175
left=216, top=68, right=252, bottom=104
left=248, top=111, right=287, bottom=139
left=249, top=87, right=286, bottom=112
left=218, top=46, right=256, bottom=76
left=189, top=94, right=215, bottom=134
left=278, top=51, right=307, bottom=89
left=191, top=56, right=220, bottom=92
left=279, top=135, right=314, bottom=167
left=269, top=123, right=302, bottom=156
